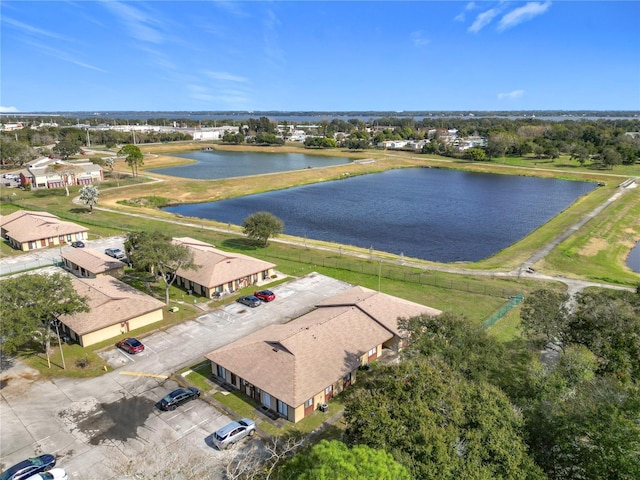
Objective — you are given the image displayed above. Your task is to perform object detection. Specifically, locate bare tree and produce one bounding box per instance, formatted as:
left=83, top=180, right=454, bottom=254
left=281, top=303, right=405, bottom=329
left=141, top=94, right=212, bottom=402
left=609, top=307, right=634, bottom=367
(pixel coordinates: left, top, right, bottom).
left=106, top=431, right=224, bottom=479
left=224, top=435, right=305, bottom=480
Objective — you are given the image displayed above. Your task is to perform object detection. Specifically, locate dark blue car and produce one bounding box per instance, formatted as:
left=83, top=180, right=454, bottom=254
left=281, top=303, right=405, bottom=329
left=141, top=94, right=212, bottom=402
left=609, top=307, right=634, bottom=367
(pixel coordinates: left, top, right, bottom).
left=237, top=295, right=261, bottom=308
left=0, top=454, right=56, bottom=480
left=159, top=387, right=200, bottom=411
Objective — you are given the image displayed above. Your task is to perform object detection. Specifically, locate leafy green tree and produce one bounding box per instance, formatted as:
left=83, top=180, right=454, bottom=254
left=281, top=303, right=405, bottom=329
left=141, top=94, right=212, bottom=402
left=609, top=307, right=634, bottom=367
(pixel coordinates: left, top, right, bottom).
left=0, top=273, right=88, bottom=356
left=345, top=138, right=369, bottom=150
left=601, top=147, right=623, bottom=169
left=279, top=440, right=410, bottom=480
left=242, top=211, right=284, bottom=247
left=53, top=139, right=81, bottom=159
left=125, top=231, right=199, bottom=304
left=118, top=144, right=144, bottom=177
left=519, top=289, right=570, bottom=351
left=463, top=148, right=486, bottom=161
left=255, top=132, right=284, bottom=145
left=567, top=289, right=640, bottom=380
left=570, top=144, right=590, bottom=165
left=525, top=377, right=640, bottom=479
left=304, top=137, right=338, bottom=148
left=222, top=132, right=245, bottom=144
left=343, top=359, right=544, bottom=479
left=79, top=185, right=99, bottom=212
left=0, top=138, right=38, bottom=166
left=400, top=311, right=506, bottom=382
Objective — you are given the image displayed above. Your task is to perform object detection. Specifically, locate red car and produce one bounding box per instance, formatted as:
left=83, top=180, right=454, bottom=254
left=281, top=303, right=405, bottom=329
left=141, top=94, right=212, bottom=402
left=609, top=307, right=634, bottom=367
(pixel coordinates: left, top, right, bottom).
left=254, top=290, right=276, bottom=302
left=116, top=338, right=144, bottom=354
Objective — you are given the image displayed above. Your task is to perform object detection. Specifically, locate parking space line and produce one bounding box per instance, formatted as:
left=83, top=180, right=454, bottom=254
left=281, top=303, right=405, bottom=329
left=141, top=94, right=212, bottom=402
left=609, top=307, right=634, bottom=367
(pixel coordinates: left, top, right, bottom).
left=182, top=419, right=209, bottom=435
left=118, top=350, right=134, bottom=361
left=119, top=371, right=168, bottom=379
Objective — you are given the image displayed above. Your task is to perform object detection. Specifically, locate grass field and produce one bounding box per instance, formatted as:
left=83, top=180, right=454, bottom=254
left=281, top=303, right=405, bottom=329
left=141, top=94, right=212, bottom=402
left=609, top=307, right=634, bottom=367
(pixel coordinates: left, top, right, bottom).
left=2, top=144, right=639, bottom=353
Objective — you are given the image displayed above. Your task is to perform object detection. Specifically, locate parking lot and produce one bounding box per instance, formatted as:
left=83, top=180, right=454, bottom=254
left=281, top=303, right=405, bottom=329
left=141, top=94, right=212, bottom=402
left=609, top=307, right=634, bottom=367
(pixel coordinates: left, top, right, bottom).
left=0, top=272, right=352, bottom=479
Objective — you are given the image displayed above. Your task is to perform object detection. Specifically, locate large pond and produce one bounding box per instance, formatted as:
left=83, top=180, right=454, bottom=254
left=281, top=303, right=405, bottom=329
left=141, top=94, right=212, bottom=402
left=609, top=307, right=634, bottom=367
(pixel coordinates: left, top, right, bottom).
left=149, top=150, right=351, bottom=179
left=163, top=168, right=599, bottom=263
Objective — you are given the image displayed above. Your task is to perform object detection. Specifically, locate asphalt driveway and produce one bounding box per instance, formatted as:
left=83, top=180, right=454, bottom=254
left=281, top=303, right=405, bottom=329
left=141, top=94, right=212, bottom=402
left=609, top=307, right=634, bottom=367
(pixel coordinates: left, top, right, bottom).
left=0, top=273, right=352, bottom=479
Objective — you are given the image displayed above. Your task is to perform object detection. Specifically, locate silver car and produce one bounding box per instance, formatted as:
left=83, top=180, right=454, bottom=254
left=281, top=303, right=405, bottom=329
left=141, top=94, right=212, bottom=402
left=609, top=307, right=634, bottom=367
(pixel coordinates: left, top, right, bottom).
left=212, top=418, right=256, bottom=449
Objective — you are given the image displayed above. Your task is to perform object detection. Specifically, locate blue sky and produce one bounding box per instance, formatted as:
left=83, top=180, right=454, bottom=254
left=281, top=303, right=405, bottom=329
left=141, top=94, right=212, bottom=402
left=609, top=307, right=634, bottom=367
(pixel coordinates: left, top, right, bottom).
left=1, top=1, right=638, bottom=112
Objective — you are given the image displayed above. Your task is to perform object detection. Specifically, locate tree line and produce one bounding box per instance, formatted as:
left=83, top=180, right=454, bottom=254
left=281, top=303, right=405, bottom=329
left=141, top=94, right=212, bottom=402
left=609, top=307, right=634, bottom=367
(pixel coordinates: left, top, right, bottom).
left=3, top=116, right=639, bottom=169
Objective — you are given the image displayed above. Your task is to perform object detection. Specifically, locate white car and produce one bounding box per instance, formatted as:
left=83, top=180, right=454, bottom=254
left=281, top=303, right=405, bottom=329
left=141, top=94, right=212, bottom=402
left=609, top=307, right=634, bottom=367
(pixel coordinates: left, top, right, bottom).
left=25, top=469, right=67, bottom=480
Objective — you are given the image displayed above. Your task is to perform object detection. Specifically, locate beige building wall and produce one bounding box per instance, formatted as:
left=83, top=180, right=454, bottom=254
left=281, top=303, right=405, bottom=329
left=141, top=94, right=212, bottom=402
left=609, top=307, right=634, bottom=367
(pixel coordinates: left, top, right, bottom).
left=78, top=309, right=164, bottom=347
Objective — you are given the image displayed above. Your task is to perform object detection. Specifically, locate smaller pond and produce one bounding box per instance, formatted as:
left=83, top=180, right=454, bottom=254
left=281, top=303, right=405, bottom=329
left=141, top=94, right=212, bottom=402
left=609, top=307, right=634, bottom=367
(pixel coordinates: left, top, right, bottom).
left=627, top=241, right=640, bottom=273
left=149, top=150, right=351, bottom=179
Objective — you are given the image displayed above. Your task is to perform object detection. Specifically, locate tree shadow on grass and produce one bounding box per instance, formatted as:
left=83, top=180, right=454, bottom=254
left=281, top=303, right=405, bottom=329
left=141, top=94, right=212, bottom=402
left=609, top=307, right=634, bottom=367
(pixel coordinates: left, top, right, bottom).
left=69, top=207, right=90, bottom=214
left=220, top=238, right=261, bottom=251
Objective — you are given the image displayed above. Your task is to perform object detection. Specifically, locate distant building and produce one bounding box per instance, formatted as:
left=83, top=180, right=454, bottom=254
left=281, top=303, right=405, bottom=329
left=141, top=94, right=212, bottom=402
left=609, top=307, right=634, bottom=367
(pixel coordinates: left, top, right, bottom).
left=1, top=122, right=24, bottom=131
left=21, top=157, right=103, bottom=190
left=0, top=210, right=88, bottom=251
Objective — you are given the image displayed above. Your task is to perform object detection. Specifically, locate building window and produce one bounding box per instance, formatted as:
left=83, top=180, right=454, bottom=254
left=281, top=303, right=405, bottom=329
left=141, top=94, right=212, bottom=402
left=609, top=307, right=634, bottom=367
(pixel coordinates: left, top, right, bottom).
left=304, top=398, right=313, bottom=408
left=277, top=400, right=288, bottom=417
left=325, top=385, right=333, bottom=395
left=368, top=347, right=377, bottom=357
left=216, top=365, right=226, bottom=380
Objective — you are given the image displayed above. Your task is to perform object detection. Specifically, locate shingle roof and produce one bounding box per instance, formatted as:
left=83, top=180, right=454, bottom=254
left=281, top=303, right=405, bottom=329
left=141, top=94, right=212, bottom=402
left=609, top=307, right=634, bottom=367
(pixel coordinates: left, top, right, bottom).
left=206, top=286, right=441, bottom=407
left=0, top=210, right=88, bottom=243
left=60, top=275, right=165, bottom=335
left=62, top=248, right=126, bottom=274
left=316, top=286, right=442, bottom=336
left=173, top=237, right=275, bottom=288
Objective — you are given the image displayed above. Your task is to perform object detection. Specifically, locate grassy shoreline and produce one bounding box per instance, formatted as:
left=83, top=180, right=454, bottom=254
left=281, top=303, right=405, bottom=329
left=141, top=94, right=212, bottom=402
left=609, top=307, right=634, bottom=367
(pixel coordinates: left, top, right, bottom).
left=3, top=144, right=639, bottom=287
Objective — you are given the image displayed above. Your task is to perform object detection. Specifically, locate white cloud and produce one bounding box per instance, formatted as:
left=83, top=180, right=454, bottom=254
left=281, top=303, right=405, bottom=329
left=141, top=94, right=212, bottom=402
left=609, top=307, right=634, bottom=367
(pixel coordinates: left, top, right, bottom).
left=100, top=0, right=167, bottom=44
left=205, top=71, right=248, bottom=83
left=2, top=16, right=65, bottom=40
left=187, top=84, right=251, bottom=109
left=411, top=31, right=430, bottom=47
left=212, top=0, right=247, bottom=18
left=498, top=2, right=552, bottom=31
left=261, top=7, right=285, bottom=67
left=455, top=2, right=476, bottom=22
left=0, top=106, right=20, bottom=113
left=22, top=38, right=107, bottom=73
left=498, top=90, right=525, bottom=100
left=468, top=7, right=500, bottom=33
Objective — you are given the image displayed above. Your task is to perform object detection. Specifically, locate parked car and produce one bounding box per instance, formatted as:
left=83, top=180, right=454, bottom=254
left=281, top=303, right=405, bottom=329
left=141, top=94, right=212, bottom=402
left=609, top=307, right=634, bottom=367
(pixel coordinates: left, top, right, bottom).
left=116, top=338, right=144, bottom=354
left=212, top=419, right=256, bottom=450
left=24, top=468, right=67, bottom=480
left=159, top=387, right=200, bottom=411
left=71, top=241, right=85, bottom=248
left=253, top=290, right=276, bottom=302
left=0, top=454, right=56, bottom=480
left=104, top=248, right=126, bottom=260
left=237, top=295, right=261, bottom=308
